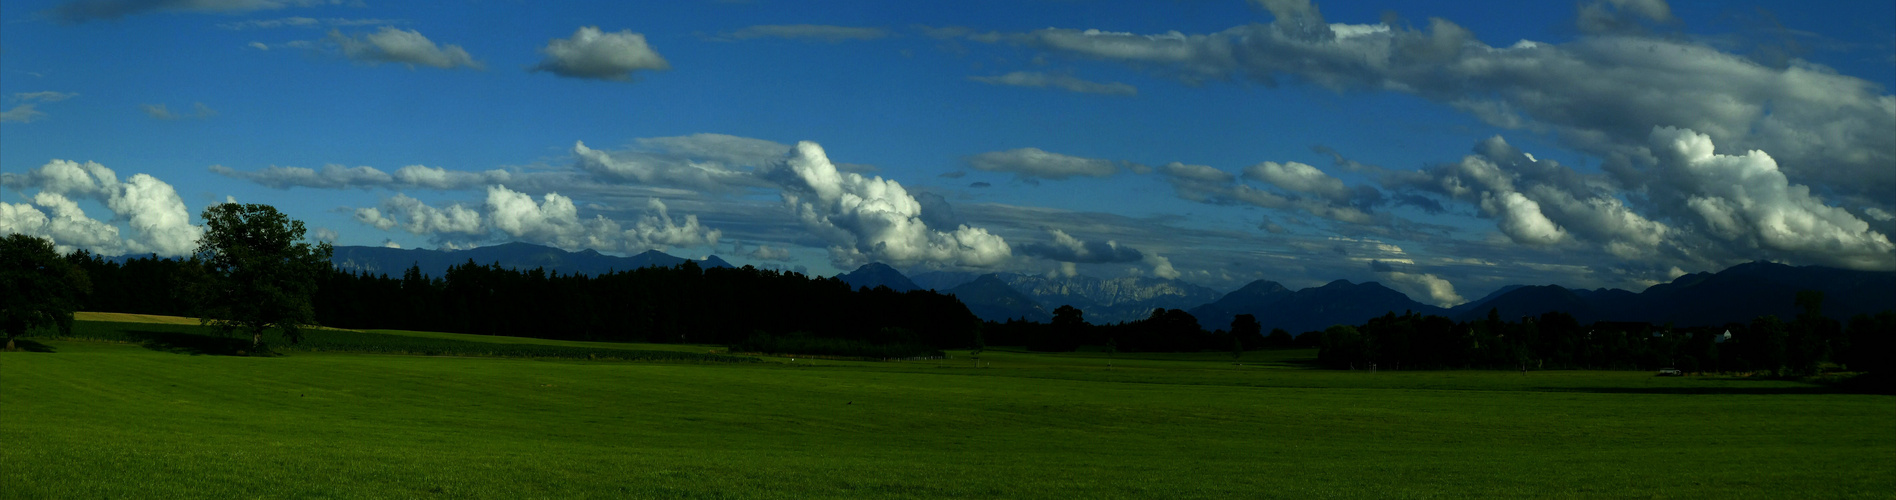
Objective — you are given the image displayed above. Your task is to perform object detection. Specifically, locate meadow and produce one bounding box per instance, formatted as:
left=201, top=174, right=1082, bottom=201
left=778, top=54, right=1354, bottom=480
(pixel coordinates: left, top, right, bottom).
left=2, top=317, right=1891, bottom=499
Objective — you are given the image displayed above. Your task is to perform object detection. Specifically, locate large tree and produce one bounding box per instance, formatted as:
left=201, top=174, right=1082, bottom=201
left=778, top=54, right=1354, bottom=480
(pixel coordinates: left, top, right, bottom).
left=0, top=234, right=90, bottom=350
left=190, top=203, right=334, bottom=347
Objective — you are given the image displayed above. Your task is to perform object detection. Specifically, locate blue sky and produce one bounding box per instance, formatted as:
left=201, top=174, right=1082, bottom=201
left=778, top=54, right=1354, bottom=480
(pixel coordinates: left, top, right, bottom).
left=4, top=0, right=1894, bottom=304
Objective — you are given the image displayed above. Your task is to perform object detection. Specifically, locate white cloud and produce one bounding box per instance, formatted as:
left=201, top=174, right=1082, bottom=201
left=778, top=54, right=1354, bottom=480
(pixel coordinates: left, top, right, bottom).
left=218, top=17, right=395, bottom=30
left=355, top=194, right=483, bottom=236
left=14, top=91, right=77, bottom=102
left=0, top=203, right=54, bottom=244
left=2, top=160, right=200, bottom=256
left=141, top=102, right=216, bottom=120
left=1158, top=161, right=1377, bottom=224
left=1647, top=126, right=1895, bottom=269
left=1865, top=207, right=1895, bottom=222
left=572, top=140, right=761, bottom=191
left=210, top=163, right=511, bottom=190
left=1144, top=253, right=1181, bottom=279
left=1, top=104, right=47, bottom=123
left=1015, top=228, right=1144, bottom=263
left=759, top=141, right=1012, bottom=268
left=747, top=245, right=792, bottom=261
left=531, top=26, right=670, bottom=81
left=393, top=165, right=512, bottom=190
left=210, top=164, right=391, bottom=189
left=978, top=8, right=1895, bottom=202
left=965, top=148, right=1123, bottom=180
left=1243, top=161, right=1351, bottom=202
left=468, top=186, right=722, bottom=253
left=1378, top=270, right=1465, bottom=307
left=328, top=27, right=483, bottom=70
left=1481, top=191, right=1567, bottom=246
left=723, top=25, right=888, bottom=43
left=968, top=72, right=1137, bottom=96
left=110, top=174, right=202, bottom=256
left=13, top=193, right=126, bottom=255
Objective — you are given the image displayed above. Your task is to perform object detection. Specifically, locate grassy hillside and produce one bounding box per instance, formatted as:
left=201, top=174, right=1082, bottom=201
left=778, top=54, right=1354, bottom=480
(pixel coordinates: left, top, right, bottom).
left=3, top=320, right=1891, bottom=498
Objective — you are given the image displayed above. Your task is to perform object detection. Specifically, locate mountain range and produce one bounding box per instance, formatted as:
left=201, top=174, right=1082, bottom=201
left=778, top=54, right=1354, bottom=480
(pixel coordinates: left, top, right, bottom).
left=893, top=261, right=1895, bottom=334
left=330, top=242, right=732, bottom=278
left=329, top=243, right=1894, bottom=335
left=903, top=270, right=1222, bottom=324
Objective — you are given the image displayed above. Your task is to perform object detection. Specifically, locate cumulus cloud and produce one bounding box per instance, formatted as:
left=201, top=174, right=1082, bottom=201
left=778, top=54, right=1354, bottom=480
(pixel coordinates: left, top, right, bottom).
left=43, top=0, right=353, bottom=24
left=531, top=26, right=670, bottom=81
left=1646, top=126, right=1894, bottom=269
left=968, top=72, right=1137, bottom=96
left=2, top=105, right=48, bottom=123
left=210, top=163, right=512, bottom=190
left=311, top=227, right=339, bottom=242
left=970, top=5, right=1895, bottom=202
left=1243, top=161, right=1351, bottom=202
left=352, top=194, right=484, bottom=236
left=1390, top=135, right=1674, bottom=256
left=965, top=147, right=1123, bottom=181
left=480, top=186, right=721, bottom=253
left=328, top=27, right=483, bottom=70
left=12, top=192, right=127, bottom=255
left=1144, top=253, right=1181, bottom=279
left=723, top=25, right=888, bottom=43
left=1373, top=263, right=1466, bottom=308
left=1378, top=127, right=1894, bottom=271
left=758, top=141, right=1011, bottom=268
left=1015, top=228, right=1144, bottom=263
left=0, top=159, right=201, bottom=256
left=1482, top=191, right=1567, bottom=246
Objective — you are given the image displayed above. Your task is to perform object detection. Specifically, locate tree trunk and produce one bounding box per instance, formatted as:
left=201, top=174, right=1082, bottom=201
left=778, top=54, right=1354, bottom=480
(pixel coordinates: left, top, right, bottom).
left=253, top=333, right=262, bottom=348
left=5, top=338, right=14, bottom=351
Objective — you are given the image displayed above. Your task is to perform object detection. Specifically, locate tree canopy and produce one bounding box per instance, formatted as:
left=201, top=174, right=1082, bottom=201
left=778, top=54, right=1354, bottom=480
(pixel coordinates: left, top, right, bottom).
left=190, top=203, right=333, bottom=347
left=0, top=234, right=90, bottom=350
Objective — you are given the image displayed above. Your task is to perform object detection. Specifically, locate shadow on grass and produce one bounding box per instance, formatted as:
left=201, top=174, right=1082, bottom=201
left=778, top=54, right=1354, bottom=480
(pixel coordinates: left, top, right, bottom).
left=1537, top=386, right=1853, bottom=395
left=120, top=330, right=269, bottom=356
left=7, top=339, right=57, bottom=353
left=1541, top=375, right=1895, bottom=395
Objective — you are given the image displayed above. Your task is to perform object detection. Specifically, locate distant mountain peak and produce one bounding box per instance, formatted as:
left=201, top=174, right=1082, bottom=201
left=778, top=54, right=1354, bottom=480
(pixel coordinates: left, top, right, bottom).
left=837, top=261, right=919, bottom=292
left=1235, top=279, right=1290, bottom=294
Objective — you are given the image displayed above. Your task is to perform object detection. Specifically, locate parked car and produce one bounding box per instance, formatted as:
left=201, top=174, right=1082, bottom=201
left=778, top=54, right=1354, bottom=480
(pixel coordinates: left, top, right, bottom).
left=1655, top=367, right=1684, bottom=376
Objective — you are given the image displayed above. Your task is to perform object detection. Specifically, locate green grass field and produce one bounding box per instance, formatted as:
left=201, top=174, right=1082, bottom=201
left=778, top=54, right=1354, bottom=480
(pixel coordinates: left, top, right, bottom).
left=3, top=319, right=1892, bottom=499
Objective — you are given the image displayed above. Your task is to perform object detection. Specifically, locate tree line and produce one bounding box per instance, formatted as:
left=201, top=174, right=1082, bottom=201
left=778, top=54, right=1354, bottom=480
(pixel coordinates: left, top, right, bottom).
left=1311, top=296, right=1894, bottom=377
left=52, top=248, right=978, bottom=358
left=7, top=203, right=1891, bottom=376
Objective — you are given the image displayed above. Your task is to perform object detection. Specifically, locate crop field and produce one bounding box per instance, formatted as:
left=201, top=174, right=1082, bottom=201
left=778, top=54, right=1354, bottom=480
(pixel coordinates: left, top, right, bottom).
left=49, top=317, right=754, bottom=363
left=3, top=318, right=1892, bottom=499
